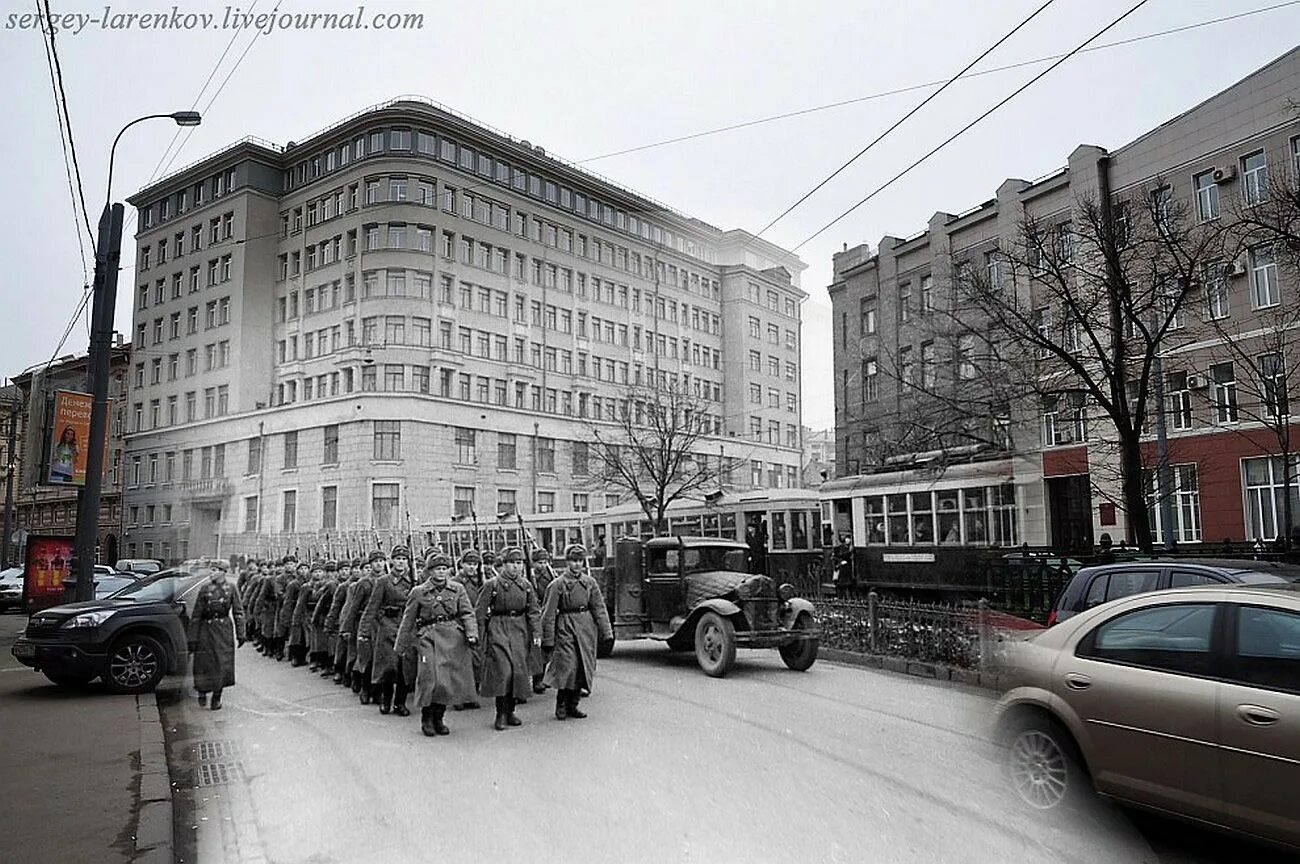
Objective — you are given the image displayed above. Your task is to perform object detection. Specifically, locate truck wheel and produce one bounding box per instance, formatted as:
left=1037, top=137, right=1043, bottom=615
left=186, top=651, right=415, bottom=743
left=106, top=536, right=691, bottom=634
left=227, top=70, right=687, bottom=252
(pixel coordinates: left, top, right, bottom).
left=779, top=614, right=819, bottom=671
left=104, top=634, right=166, bottom=694
left=43, top=670, right=95, bottom=687
left=694, top=611, right=736, bottom=678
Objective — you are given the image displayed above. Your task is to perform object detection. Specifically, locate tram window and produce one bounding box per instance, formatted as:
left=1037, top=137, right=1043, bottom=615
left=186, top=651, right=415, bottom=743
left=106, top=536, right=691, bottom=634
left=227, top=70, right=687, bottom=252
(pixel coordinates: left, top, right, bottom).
left=865, top=497, right=886, bottom=544
left=791, top=511, right=809, bottom=549
left=887, top=494, right=910, bottom=545
left=911, top=493, right=934, bottom=543
left=702, top=513, right=721, bottom=537
left=963, top=488, right=989, bottom=545
left=721, top=512, right=737, bottom=539
left=810, top=511, right=823, bottom=548
left=772, top=513, right=788, bottom=550
left=937, top=491, right=961, bottom=544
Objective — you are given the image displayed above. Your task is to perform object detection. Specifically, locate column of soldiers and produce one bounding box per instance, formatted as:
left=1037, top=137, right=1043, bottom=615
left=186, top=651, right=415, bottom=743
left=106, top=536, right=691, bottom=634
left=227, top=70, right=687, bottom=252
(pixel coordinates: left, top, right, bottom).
left=236, top=541, right=612, bottom=735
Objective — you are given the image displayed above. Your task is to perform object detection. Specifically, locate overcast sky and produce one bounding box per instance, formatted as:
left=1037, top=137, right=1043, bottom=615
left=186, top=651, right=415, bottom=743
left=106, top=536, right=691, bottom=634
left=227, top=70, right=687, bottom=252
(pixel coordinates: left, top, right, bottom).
left=3, top=0, right=1299, bottom=430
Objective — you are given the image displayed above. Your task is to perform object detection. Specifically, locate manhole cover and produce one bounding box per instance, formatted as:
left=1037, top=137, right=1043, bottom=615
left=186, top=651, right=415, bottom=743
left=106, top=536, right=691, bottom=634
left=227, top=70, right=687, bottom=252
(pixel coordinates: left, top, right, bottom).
left=196, top=740, right=242, bottom=761
left=195, top=761, right=243, bottom=787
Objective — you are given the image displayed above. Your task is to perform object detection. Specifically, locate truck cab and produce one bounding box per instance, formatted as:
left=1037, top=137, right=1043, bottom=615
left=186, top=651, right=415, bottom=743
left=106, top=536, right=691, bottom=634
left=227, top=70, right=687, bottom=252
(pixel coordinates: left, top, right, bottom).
left=607, top=535, right=819, bottom=677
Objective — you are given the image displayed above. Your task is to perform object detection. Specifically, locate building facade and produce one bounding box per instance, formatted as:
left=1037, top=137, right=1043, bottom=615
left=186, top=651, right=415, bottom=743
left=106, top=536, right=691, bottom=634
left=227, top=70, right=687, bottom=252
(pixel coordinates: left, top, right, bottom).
left=123, top=99, right=807, bottom=562
left=9, top=348, right=130, bottom=564
left=829, top=48, right=1300, bottom=550
left=802, top=426, right=836, bottom=487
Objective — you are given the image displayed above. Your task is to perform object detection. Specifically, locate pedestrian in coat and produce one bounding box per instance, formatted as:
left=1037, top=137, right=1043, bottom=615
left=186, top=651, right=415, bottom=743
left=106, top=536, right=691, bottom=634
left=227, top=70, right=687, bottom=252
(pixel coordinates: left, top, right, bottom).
left=475, top=547, right=542, bottom=730
left=361, top=546, right=416, bottom=716
left=189, top=566, right=246, bottom=711
left=541, top=544, right=614, bottom=720
left=343, top=553, right=383, bottom=702
left=453, top=550, right=485, bottom=710
left=527, top=547, right=558, bottom=693
left=395, top=551, right=479, bottom=736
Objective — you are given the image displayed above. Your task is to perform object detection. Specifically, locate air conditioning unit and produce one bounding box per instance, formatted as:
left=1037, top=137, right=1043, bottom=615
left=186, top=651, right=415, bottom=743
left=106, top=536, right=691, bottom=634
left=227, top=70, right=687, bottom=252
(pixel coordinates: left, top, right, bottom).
left=1187, top=374, right=1208, bottom=390
left=1212, top=165, right=1237, bottom=184
left=1229, top=259, right=1248, bottom=277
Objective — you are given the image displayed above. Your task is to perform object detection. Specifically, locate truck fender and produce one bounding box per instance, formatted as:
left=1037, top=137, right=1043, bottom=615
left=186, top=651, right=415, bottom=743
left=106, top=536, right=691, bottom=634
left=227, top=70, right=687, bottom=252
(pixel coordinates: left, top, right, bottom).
left=692, top=598, right=742, bottom=620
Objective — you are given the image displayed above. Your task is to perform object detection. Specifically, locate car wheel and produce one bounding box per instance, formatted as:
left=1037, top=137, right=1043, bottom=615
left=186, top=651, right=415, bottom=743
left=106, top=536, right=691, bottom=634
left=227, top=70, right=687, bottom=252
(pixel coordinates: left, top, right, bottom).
left=1005, top=716, right=1084, bottom=810
left=694, top=611, right=736, bottom=678
left=103, top=634, right=166, bottom=694
left=43, top=670, right=96, bottom=687
left=778, top=613, right=819, bottom=671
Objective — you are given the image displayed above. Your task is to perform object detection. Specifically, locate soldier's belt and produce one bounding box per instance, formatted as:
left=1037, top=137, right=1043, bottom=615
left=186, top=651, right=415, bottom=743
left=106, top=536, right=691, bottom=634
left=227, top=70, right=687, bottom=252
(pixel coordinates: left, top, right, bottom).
left=416, top=615, right=453, bottom=627
left=558, top=608, right=587, bottom=615
left=492, top=609, right=526, bottom=617
left=380, top=606, right=402, bottom=617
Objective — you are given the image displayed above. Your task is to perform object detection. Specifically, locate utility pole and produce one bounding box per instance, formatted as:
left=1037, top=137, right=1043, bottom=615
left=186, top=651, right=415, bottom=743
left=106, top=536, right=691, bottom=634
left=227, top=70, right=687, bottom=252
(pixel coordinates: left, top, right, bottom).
left=1, top=384, right=18, bottom=569
left=71, top=203, right=124, bottom=600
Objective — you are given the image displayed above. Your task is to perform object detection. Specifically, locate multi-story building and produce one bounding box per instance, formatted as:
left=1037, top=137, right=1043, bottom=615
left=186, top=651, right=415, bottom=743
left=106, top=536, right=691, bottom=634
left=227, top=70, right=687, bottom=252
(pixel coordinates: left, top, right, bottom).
left=123, top=99, right=807, bottom=562
left=802, top=426, right=836, bottom=487
left=9, top=347, right=131, bottom=563
left=828, top=47, right=1300, bottom=550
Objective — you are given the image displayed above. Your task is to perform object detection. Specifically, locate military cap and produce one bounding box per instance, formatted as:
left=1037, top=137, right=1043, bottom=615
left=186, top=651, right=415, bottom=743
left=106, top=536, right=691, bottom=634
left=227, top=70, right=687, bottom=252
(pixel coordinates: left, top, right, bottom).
left=390, top=545, right=411, bottom=560
left=351, top=558, right=363, bottom=568
left=324, top=561, right=338, bottom=572
left=367, top=550, right=387, bottom=564
left=531, top=548, right=551, bottom=562
left=564, top=543, right=587, bottom=561
left=459, top=549, right=482, bottom=564
left=424, top=550, right=453, bottom=569
left=501, top=546, right=526, bottom=563
left=311, top=560, right=326, bottom=571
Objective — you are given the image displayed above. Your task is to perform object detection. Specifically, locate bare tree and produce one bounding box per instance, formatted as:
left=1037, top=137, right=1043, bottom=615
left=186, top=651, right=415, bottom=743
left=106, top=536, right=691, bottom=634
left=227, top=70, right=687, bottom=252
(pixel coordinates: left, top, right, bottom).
left=585, top=384, right=736, bottom=535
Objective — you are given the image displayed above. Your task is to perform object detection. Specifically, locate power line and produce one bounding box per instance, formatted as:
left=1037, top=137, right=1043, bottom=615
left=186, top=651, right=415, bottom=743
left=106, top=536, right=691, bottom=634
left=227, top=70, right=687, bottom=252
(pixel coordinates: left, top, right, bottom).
left=753, top=0, right=1057, bottom=240
left=579, top=0, right=1300, bottom=165
left=792, top=0, right=1154, bottom=252
left=40, top=0, right=94, bottom=250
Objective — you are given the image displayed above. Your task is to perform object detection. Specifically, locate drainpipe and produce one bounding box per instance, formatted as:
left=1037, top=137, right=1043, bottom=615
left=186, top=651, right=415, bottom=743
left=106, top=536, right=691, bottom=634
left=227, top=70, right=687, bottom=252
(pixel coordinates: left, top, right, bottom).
left=256, top=421, right=266, bottom=533
left=531, top=421, right=539, bottom=514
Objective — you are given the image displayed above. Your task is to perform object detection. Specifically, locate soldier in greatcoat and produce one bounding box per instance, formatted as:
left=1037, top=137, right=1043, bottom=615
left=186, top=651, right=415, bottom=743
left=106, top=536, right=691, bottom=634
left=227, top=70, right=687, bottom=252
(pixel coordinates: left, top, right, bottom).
left=240, top=567, right=264, bottom=650
left=275, top=561, right=304, bottom=663
left=256, top=564, right=284, bottom=658
left=345, top=552, right=384, bottom=703
left=541, top=544, right=614, bottom=720
left=395, top=551, right=479, bottom=736
left=453, top=550, right=486, bottom=710
left=288, top=562, right=317, bottom=667
left=361, top=546, right=416, bottom=716
left=324, top=561, right=354, bottom=684
left=310, top=562, right=339, bottom=675
left=475, top=547, right=541, bottom=730
left=528, top=548, right=558, bottom=693
left=189, top=566, right=246, bottom=711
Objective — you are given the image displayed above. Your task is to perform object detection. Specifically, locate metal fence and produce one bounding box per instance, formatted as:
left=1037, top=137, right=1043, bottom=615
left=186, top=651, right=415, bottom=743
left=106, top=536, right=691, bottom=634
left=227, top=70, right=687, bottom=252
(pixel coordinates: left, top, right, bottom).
left=817, top=593, right=992, bottom=670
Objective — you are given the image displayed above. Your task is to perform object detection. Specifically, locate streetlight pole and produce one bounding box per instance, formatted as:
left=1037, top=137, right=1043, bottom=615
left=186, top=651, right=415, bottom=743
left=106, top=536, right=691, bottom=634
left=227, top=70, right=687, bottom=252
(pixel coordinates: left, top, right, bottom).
left=71, top=111, right=200, bottom=601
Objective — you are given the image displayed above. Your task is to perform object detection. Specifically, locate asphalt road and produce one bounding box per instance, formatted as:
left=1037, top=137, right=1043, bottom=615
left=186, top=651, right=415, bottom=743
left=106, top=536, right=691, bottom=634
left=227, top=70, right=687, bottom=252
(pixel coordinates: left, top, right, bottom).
left=164, top=638, right=1264, bottom=864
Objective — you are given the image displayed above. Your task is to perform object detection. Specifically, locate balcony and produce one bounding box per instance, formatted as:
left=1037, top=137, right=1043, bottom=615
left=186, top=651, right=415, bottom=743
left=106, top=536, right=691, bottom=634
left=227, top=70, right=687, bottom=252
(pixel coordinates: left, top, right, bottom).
left=177, top=478, right=232, bottom=501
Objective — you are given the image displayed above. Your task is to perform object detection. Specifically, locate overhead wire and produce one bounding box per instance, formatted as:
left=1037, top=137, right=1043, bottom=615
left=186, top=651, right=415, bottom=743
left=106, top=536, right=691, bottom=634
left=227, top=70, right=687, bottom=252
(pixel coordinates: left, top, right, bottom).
left=792, top=0, right=1154, bottom=252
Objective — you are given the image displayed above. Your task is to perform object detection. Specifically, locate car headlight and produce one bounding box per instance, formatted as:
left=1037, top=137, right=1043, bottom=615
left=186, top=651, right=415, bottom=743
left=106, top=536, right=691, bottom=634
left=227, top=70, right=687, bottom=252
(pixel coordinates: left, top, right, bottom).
left=63, top=610, right=116, bottom=629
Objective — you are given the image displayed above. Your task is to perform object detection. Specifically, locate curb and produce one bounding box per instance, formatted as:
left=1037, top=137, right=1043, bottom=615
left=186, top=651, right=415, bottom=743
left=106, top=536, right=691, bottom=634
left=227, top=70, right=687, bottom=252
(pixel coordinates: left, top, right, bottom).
left=820, top=647, right=1003, bottom=691
left=133, top=691, right=174, bottom=864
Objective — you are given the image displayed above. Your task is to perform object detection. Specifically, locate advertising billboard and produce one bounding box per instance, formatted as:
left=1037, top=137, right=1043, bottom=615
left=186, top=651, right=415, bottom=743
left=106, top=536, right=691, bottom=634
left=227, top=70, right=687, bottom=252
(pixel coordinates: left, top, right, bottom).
left=23, top=535, right=75, bottom=612
left=45, top=390, right=95, bottom=486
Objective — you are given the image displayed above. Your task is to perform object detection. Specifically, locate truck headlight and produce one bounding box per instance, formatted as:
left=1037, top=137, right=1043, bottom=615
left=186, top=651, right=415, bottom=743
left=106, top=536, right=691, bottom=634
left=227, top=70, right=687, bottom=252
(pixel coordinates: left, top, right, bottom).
left=63, top=610, right=115, bottom=629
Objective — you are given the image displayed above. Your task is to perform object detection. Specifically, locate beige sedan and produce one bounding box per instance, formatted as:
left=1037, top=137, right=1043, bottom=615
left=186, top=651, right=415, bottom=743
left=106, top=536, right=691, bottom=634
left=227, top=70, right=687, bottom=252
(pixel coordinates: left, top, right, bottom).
left=994, top=584, right=1300, bottom=851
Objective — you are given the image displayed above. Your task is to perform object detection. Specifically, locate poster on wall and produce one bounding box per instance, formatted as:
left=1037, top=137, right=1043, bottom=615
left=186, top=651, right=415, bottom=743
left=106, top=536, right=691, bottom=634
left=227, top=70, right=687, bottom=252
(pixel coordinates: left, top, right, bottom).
left=45, top=390, right=94, bottom=486
left=23, top=535, right=75, bottom=612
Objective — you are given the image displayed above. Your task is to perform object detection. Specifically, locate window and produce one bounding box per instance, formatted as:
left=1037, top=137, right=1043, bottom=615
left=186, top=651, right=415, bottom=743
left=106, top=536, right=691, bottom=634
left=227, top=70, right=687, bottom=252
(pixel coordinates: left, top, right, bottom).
left=861, top=358, right=878, bottom=403
left=321, top=486, right=338, bottom=531
left=537, top=437, right=555, bottom=473
left=323, top=424, right=339, bottom=463
left=1204, top=260, right=1229, bottom=320
left=1232, top=606, right=1300, bottom=694
left=1193, top=170, right=1219, bottom=221
left=496, top=433, right=517, bottom=470
left=1241, top=150, right=1268, bottom=205
left=372, top=483, right=400, bottom=529
left=1250, top=245, right=1279, bottom=308
left=282, top=490, right=297, bottom=532
left=1079, top=604, right=1216, bottom=676
left=572, top=441, right=589, bottom=476
left=455, top=427, right=476, bottom=464
left=247, top=437, right=262, bottom=474
left=537, top=491, right=556, bottom=513
left=860, top=300, right=876, bottom=335
left=283, top=431, right=298, bottom=468
left=1148, top=464, right=1202, bottom=544
left=450, top=485, right=475, bottom=519
left=1257, top=352, right=1288, bottom=417
left=1165, top=371, right=1192, bottom=430
left=373, top=420, right=401, bottom=460
left=1211, top=362, right=1238, bottom=423
left=243, top=497, right=259, bottom=532
left=1243, top=456, right=1300, bottom=541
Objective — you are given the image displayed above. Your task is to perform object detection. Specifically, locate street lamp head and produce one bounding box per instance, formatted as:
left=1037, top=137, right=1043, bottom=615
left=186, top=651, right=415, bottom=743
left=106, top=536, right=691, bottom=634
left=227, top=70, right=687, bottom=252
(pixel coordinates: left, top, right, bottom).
left=170, top=111, right=202, bottom=126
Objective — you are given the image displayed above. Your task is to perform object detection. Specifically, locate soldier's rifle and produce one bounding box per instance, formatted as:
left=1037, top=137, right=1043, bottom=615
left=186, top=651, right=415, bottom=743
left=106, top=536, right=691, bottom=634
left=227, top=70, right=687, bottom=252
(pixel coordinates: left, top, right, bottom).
left=471, top=509, right=484, bottom=583
left=404, top=509, right=415, bottom=561
left=515, top=511, right=535, bottom=584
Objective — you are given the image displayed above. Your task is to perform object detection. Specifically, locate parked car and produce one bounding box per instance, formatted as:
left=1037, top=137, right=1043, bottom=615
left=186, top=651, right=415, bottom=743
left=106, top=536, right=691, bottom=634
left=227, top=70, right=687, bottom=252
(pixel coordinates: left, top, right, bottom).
left=1047, top=559, right=1300, bottom=625
left=604, top=536, right=819, bottom=677
left=114, top=558, right=163, bottom=576
left=60, top=565, right=143, bottom=601
left=0, top=566, right=24, bottom=612
left=994, top=583, right=1300, bottom=851
left=10, top=568, right=210, bottom=692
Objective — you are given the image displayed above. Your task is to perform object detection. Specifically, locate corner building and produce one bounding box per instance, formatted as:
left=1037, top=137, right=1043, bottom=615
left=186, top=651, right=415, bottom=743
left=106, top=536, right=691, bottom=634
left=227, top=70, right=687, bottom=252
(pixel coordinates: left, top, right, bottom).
left=123, top=98, right=806, bottom=561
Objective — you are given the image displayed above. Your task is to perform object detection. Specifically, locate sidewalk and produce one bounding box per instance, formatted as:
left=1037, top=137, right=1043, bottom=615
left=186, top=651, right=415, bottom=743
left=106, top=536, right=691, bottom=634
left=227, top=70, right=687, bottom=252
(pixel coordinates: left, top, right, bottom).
left=0, top=613, right=174, bottom=864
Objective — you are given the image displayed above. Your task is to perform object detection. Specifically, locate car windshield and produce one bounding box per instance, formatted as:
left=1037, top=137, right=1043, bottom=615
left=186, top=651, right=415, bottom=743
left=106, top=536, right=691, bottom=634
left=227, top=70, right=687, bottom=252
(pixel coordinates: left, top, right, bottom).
left=1232, top=571, right=1298, bottom=585
left=111, top=571, right=202, bottom=602
left=682, top=547, right=748, bottom=574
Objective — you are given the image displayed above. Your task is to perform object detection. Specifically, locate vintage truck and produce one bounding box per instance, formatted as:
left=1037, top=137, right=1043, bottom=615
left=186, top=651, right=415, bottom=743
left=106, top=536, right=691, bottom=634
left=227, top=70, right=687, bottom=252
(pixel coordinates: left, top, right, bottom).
left=601, top=535, right=820, bottom=677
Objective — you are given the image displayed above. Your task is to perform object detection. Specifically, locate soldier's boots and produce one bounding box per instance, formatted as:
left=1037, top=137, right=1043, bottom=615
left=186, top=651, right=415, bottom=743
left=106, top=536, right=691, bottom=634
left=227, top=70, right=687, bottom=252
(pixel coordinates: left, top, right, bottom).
left=532, top=675, right=548, bottom=695
left=350, top=671, right=363, bottom=694
left=392, top=684, right=410, bottom=717
left=210, top=690, right=223, bottom=711
left=554, top=691, right=569, bottom=721
left=359, top=681, right=373, bottom=705
left=432, top=704, right=449, bottom=736
left=505, top=695, right=522, bottom=727
left=494, top=697, right=510, bottom=731
left=421, top=706, right=439, bottom=737
left=378, top=681, right=394, bottom=715
left=567, top=691, right=587, bottom=720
